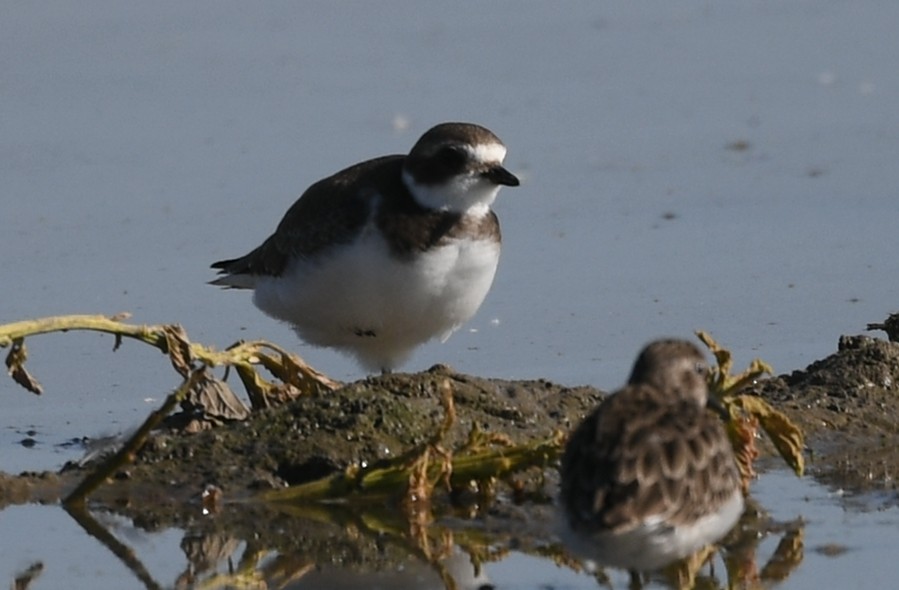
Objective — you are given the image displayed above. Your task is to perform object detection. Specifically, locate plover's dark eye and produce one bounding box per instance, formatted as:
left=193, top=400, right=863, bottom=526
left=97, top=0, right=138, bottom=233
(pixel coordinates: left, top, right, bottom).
left=436, top=145, right=468, bottom=167
left=695, top=362, right=708, bottom=376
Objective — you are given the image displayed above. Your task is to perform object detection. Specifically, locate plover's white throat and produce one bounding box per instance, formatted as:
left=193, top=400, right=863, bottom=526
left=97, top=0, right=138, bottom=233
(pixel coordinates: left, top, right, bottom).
left=559, top=339, right=744, bottom=573
left=211, top=122, right=519, bottom=373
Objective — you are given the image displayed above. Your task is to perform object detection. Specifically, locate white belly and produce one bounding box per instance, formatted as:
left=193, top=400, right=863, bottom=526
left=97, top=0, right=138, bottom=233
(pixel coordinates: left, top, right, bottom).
left=252, top=228, right=500, bottom=372
left=558, top=489, right=744, bottom=572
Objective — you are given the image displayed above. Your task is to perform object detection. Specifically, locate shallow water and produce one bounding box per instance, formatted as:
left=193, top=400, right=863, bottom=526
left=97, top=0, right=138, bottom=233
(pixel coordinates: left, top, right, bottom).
left=3, top=0, right=899, bottom=587
left=1, top=470, right=896, bottom=589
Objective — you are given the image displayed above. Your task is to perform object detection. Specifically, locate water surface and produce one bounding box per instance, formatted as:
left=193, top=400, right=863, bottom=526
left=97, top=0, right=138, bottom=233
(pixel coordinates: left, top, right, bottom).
left=3, top=1, right=899, bottom=587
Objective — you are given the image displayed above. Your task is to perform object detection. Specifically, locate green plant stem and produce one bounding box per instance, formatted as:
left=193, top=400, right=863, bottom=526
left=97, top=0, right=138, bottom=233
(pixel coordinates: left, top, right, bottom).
left=0, top=315, right=166, bottom=349
left=262, top=434, right=564, bottom=504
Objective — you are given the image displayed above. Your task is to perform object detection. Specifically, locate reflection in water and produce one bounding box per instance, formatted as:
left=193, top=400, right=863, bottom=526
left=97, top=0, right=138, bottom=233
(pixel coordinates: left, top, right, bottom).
left=286, top=548, right=492, bottom=590
left=568, top=499, right=805, bottom=590
left=11, top=562, right=43, bottom=590
left=64, top=504, right=165, bottom=590
left=175, top=533, right=243, bottom=588
left=28, top=495, right=804, bottom=590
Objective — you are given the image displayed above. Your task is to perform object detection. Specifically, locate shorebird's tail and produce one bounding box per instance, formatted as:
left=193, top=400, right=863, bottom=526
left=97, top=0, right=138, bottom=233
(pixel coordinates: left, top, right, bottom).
left=209, top=256, right=258, bottom=289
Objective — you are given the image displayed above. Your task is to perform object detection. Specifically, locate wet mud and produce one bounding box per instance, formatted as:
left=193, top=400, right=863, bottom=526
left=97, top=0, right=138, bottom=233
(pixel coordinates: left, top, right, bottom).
left=754, top=334, right=899, bottom=496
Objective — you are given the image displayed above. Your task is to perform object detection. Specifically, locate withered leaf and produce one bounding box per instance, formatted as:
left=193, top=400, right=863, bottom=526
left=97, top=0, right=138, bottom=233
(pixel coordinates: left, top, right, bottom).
left=255, top=348, right=340, bottom=396
left=727, top=414, right=760, bottom=495
left=183, top=372, right=250, bottom=422
left=233, top=362, right=276, bottom=410
left=162, top=325, right=193, bottom=377
left=698, top=330, right=802, bottom=479
left=733, top=394, right=805, bottom=477
left=5, top=338, right=43, bottom=395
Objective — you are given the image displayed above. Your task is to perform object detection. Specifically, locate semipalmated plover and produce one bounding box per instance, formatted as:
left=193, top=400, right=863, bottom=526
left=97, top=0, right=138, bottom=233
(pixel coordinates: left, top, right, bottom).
left=559, top=339, right=744, bottom=572
left=211, top=122, right=518, bottom=373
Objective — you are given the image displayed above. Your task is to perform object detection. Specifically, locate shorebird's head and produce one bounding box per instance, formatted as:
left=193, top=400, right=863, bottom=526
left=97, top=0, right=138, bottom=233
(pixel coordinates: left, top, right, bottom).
left=402, top=122, right=519, bottom=216
left=627, top=339, right=710, bottom=407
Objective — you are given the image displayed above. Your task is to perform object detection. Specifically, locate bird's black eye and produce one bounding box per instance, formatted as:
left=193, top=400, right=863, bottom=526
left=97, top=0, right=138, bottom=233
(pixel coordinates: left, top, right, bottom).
left=695, top=362, right=708, bottom=376
left=436, top=145, right=467, bottom=167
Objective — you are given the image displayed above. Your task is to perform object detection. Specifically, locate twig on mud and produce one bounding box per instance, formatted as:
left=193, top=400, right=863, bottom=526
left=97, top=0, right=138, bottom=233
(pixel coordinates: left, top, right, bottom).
left=404, top=379, right=458, bottom=509
left=0, top=313, right=340, bottom=400
left=64, top=371, right=204, bottom=506
left=261, top=378, right=563, bottom=506
left=261, top=432, right=565, bottom=504
left=0, top=313, right=340, bottom=503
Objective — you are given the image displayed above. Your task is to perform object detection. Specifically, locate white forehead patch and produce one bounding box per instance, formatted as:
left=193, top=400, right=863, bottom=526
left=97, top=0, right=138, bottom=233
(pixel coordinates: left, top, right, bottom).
left=465, top=142, right=507, bottom=165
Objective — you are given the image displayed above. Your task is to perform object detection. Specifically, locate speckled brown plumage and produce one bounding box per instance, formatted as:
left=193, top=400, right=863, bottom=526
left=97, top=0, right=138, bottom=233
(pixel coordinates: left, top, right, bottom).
left=561, top=383, right=741, bottom=533
left=560, top=340, right=742, bottom=548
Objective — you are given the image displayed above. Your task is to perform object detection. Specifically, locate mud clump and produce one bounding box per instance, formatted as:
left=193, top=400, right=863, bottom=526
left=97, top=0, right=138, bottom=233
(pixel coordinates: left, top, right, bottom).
left=754, top=335, right=899, bottom=494
left=115, top=335, right=899, bottom=507
left=55, top=365, right=600, bottom=512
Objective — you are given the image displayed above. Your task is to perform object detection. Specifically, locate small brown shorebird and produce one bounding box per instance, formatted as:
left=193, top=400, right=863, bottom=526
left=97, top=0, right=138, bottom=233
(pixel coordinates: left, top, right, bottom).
left=559, top=339, right=743, bottom=574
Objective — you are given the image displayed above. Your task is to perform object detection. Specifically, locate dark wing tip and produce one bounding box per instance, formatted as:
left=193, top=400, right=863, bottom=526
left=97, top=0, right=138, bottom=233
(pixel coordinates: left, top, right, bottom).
left=210, top=258, right=236, bottom=271
left=208, top=256, right=258, bottom=289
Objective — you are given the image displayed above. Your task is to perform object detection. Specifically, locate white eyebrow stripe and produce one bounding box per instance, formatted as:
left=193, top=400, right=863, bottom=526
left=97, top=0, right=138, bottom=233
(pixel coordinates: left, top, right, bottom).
left=465, top=143, right=507, bottom=164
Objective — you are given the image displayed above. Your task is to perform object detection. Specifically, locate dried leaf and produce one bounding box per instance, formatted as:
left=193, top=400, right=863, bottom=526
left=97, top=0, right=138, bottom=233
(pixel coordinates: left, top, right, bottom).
left=404, top=444, right=454, bottom=508
left=697, top=330, right=733, bottom=387
left=5, top=338, right=43, bottom=395
left=733, top=395, right=805, bottom=477
left=698, top=331, right=802, bottom=480
left=727, top=414, right=760, bottom=494
left=255, top=348, right=340, bottom=396
left=699, top=331, right=773, bottom=395
left=233, top=362, right=277, bottom=409
left=758, top=408, right=805, bottom=477
left=406, top=446, right=434, bottom=505
left=262, top=382, right=303, bottom=407
left=721, top=357, right=774, bottom=395
left=162, top=325, right=193, bottom=377
left=183, top=373, right=250, bottom=422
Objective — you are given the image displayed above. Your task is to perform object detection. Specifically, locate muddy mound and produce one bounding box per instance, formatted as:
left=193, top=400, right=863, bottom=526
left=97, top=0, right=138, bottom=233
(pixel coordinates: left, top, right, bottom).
left=84, top=366, right=603, bottom=506
left=755, top=335, right=899, bottom=494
